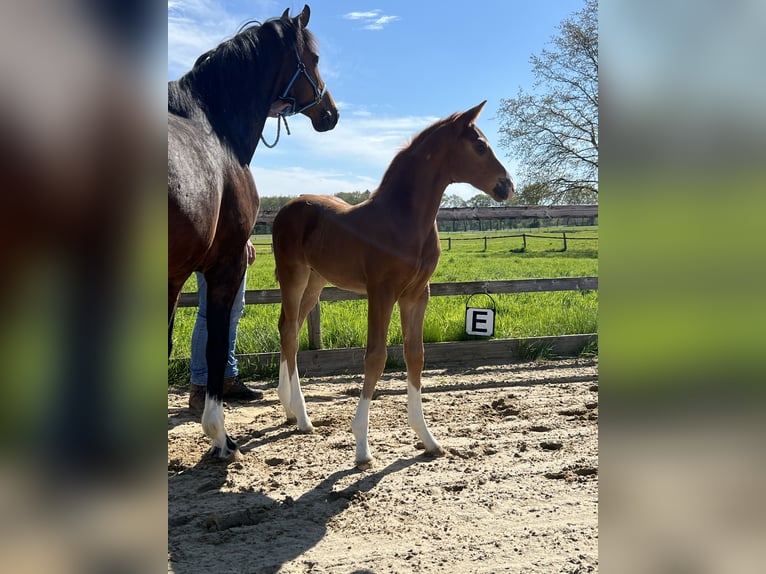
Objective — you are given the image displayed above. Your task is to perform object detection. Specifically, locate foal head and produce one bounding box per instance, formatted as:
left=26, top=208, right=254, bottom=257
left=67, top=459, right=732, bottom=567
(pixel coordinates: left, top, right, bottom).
left=271, top=5, right=339, bottom=132
left=445, top=101, right=515, bottom=201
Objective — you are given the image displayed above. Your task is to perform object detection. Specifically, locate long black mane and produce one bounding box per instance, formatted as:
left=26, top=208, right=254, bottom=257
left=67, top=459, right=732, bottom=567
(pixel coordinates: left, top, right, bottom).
left=168, top=16, right=316, bottom=164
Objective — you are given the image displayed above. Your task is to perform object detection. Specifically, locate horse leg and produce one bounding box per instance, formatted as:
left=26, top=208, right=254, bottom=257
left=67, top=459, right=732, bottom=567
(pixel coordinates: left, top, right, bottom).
left=399, top=288, right=444, bottom=457
left=351, top=289, right=395, bottom=467
left=200, top=262, right=243, bottom=459
left=277, top=265, right=316, bottom=431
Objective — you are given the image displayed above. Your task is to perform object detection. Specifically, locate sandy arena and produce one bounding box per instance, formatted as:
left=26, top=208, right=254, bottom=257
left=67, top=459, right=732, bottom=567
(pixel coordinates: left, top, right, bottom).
left=168, top=358, right=598, bottom=573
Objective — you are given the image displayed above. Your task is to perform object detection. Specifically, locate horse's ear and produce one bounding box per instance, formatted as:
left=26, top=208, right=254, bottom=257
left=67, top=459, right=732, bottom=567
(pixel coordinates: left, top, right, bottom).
left=281, top=8, right=290, bottom=20
left=457, top=101, right=487, bottom=127
left=297, top=4, right=311, bottom=28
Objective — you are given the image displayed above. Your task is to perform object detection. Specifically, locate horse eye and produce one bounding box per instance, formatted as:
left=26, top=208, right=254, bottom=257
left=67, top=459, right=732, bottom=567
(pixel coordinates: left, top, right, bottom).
left=475, top=141, right=487, bottom=155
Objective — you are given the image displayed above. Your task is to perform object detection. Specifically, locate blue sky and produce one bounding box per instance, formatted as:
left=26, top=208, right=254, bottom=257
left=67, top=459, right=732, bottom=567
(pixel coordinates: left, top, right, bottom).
left=168, top=1, right=585, bottom=199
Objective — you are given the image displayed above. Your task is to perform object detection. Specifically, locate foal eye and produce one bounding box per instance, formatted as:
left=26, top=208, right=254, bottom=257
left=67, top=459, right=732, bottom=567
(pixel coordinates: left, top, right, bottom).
left=475, top=141, right=487, bottom=155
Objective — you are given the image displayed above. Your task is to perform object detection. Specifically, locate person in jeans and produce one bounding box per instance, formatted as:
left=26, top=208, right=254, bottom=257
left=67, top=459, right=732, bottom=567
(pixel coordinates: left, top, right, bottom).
left=189, top=240, right=263, bottom=414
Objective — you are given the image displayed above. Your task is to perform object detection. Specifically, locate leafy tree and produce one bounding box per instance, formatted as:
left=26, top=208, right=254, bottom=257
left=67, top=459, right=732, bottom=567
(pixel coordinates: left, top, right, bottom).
left=334, top=190, right=370, bottom=205
left=466, top=194, right=497, bottom=208
left=510, top=182, right=553, bottom=205
left=497, top=0, right=597, bottom=204
left=258, top=195, right=293, bottom=211
left=440, top=193, right=467, bottom=208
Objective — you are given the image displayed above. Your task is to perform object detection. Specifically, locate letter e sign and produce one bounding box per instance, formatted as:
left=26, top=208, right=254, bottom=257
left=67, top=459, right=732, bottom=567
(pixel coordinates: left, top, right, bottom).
left=465, top=307, right=495, bottom=337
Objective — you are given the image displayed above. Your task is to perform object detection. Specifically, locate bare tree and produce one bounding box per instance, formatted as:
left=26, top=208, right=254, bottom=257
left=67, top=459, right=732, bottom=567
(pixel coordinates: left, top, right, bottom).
left=498, top=0, right=597, bottom=205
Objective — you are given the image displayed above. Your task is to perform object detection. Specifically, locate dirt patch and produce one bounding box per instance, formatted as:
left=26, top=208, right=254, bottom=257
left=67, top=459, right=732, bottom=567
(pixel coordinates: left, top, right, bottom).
left=169, top=358, right=598, bottom=573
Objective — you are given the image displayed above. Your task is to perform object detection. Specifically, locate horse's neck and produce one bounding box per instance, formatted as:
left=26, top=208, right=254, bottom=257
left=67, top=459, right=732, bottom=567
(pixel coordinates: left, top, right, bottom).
left=181, top=57, right=280, bottom=165
left=376, top=150, right=451, bottom=236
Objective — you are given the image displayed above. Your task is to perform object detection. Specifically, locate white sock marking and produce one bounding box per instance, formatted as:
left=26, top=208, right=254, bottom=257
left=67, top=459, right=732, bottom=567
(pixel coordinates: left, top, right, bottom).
left=277, top=360, right=294, bottom=420
left=407, top=381, right=441, bottom=454
left=289, top=366, right=313, bottom=432
left=201, top=395, right=228, bottom=453
left=352, top=396, right=372, bottom=464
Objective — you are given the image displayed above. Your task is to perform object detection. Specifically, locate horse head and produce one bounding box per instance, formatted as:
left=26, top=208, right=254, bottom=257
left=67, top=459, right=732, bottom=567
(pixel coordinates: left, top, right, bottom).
left=270, top=5, right=339, bottom=132
left=447, top=101, right=515, bottom=201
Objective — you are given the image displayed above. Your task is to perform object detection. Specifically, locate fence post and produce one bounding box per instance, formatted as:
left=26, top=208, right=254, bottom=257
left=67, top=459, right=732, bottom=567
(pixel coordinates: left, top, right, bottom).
left=522, top=233, right=527, bottom=251
left=447, top=237, right=451, bottom=251
left=562, top=231, right=567, bottom=252
left=307, top=304, right=322, bottom=350
left=483, top=236, right=488, bottom=252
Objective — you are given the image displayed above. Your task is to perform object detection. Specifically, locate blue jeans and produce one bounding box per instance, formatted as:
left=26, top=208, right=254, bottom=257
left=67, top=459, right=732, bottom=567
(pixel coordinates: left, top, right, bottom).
left=189, top=272, right=246, bottom=385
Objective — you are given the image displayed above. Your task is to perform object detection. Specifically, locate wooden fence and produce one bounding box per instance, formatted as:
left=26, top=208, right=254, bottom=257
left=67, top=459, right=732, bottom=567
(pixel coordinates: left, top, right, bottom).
left=175, top=205, right=598, bottom=375
left=255, top=204, right=598, bottom=227
left=177, top=276, right=598, bottom=375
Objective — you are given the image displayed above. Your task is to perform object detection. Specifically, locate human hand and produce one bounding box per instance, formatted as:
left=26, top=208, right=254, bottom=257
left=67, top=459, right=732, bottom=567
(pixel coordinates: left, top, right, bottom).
left=246, top=240, right=256, bottom=265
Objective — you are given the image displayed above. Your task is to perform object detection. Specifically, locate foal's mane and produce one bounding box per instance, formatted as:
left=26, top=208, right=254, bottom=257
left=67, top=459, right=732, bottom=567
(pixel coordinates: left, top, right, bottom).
left=375, top=112, right=461, bottom=194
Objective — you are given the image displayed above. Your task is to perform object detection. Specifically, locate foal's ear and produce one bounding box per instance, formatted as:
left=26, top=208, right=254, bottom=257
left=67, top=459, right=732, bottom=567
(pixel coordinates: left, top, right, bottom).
left=297, top=4, right=311, bottom=28
left=457, top=101, right=487, bottom=127
left=281, top=8, right=290, bottom=20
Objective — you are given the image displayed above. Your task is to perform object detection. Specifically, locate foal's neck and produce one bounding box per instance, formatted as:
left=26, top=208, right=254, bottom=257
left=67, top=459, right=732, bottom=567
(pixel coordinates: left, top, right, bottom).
left=377, top=144, right=452, bottom=237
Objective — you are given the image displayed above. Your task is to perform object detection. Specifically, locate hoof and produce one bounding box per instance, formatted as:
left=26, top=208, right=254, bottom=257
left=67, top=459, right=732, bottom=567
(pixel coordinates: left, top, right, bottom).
left=355, top=458, right=373, bottom=471
left=424, top=445, right=446, bottom=458
left=208, top=445, right=240, bottom=462
left=208, top=434, right=240, bottom=462
left=297, top=423, right=315, bottom=434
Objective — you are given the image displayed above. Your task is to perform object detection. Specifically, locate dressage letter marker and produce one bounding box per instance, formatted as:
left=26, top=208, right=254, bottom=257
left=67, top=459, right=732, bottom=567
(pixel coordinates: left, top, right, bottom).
left=465, top=292, right=497, bottom=337
left=466, top=307, right=495, bottom=336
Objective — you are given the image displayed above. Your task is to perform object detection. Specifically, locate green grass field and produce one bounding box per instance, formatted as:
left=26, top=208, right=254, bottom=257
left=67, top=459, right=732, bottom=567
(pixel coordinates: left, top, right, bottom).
left=169, top=226, right=598, bottom=373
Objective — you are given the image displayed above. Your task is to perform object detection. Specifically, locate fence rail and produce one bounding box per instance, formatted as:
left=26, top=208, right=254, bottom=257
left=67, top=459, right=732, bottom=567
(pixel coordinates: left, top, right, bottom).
left=176, top=277, right=598, bottom=370
left=442, top=231, right=598, bottom=252
left=256, top=205, right=598, bottom=226
left=177, top=277, right=598, bottom=308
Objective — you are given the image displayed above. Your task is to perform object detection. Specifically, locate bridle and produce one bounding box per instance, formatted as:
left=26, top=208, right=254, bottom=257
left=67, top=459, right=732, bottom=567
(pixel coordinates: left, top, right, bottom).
left=261, top=45, right=326, bottom=148
left=278, top=45, right=326, bottom=116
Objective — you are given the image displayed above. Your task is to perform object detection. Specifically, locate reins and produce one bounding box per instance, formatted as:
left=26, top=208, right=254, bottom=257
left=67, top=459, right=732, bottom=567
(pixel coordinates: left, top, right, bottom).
left=260, top=114, right=291, bottom=148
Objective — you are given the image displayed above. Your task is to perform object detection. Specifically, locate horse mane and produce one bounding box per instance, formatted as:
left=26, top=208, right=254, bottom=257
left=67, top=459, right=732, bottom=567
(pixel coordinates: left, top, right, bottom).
left=189, top=17, right=318, bottom=76
left=168, top=15, right=317, bottom=162
left=374, top=112, right=460, bottom=195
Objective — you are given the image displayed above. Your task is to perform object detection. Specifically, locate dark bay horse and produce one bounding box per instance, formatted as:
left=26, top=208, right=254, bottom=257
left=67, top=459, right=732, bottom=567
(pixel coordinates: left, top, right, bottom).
left=168, top=5, right=338, bottom=459
left=273, top=102, right=515, bottom=467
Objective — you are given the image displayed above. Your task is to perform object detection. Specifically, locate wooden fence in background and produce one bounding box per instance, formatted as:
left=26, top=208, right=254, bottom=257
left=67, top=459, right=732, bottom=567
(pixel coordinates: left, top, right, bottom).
left=177, top=277, right=598, bottom=375
left=255, top=204, right=598, bottom=227
left=175, top=205, right=599, bottom=375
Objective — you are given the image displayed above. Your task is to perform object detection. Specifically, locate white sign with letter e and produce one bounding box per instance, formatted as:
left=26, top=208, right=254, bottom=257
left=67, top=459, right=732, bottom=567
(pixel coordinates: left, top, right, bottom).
left=465, top=293, right=496, bottom=337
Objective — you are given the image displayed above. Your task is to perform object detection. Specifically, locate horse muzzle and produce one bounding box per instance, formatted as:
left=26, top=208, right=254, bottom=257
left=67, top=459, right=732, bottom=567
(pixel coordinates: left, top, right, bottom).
left=492, top=175, right=516, bottom=202
left=309, top=92, right=339, bottom=132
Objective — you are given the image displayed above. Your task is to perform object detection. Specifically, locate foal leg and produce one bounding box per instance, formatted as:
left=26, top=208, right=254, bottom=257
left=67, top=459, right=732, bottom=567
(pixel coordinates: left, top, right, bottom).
left=351, top=290, right=395, bottom=467
left=277, top=266, right=322, bottom=432
left=200, top=262, right=243, bottom=459
left=400, top=288, right=444, bottom=457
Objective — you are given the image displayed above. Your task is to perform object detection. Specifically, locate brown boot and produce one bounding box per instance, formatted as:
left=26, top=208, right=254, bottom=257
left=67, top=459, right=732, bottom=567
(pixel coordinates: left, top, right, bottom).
left=222, top=376, right=264, bottom=400
left=188, top=384, right=206, bottom=416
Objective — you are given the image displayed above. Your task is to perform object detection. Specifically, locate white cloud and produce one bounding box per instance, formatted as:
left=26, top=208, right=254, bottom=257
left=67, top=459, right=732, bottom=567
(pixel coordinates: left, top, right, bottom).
left=343, top=10, right=381, bottom=21
left=167, top=0, right=278, bottom=77
left=251, top=112, right=439, bottom=196
left=343, top=9, right=400, bottom=31
left=250, top=108, right=518, bottom=201
left=364, top=15, right=400, bottom=30
left=251, top=165, right=379, bottom=197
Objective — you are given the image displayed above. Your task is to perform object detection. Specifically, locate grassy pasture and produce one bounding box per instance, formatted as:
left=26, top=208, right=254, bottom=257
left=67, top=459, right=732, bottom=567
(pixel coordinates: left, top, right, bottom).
left=169, top=226, right=597, bottom=370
